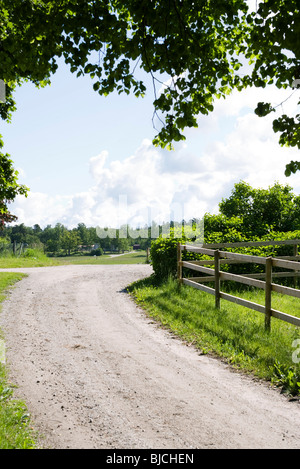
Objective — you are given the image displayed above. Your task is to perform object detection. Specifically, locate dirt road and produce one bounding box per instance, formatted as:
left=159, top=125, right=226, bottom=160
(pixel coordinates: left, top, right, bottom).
left=0, top=264, right=299, bottom=449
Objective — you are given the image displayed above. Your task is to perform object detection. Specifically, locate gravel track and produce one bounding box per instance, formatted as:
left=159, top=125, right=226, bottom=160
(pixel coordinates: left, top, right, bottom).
left=0, top=264, right=299, bottom=449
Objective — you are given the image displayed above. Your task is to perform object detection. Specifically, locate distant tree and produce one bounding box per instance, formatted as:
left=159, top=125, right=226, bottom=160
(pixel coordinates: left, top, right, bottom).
left=10, top=223, right=29, bottom=244
left=60, top=229, right=80, bottom=256
left=45, top=238, right=61, bottom=255
left=76, top=223, right=91, bottom=246
left=40, top=223, right=66, bottom=254
left=87, top=227, right=99, bottom=244
left=115, top=235, right=130, bottom=253
left=33, top=224, right=42, bottom=234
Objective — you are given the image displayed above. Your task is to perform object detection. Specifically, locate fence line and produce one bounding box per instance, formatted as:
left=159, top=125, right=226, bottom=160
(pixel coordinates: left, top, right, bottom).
left=178, top=240, right=300, bottom=331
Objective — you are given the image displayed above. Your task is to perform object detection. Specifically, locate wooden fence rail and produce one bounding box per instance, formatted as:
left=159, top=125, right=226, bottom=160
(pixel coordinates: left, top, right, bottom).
left=177, top=240, right=300, bottom=331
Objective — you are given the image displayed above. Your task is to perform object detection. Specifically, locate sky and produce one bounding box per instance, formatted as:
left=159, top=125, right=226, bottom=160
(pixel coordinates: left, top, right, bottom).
left=1, top=56, right=300, bottom=230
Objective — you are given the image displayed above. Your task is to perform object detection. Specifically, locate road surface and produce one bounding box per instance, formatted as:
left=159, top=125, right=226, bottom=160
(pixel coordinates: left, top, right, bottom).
left=0, top=264, right=299, bottom=449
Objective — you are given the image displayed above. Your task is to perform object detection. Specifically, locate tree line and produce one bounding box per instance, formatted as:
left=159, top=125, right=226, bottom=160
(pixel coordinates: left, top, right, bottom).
left=1, top=181, right=300, bottom=257
left=0, top=222, right=153, bottom=257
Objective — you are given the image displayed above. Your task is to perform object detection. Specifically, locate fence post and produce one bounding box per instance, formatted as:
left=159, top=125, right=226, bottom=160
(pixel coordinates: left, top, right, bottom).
left=293, top=244, right=298, bottom=289
left=177, top=243, right=182, bottom=288
left=214, top=250, right=221, bottom=309
left=265, top=257, right=272, bottom=331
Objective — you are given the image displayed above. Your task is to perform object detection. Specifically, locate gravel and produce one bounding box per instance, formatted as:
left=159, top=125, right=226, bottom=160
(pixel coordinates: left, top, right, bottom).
left=0, top=264, right=299, bottom=449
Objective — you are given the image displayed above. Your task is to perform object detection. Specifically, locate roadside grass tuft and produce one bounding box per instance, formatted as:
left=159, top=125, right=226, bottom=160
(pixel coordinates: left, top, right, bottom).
left=0, top=364, right=37, bottom=449
left=0, top=272, right=38, bottom=449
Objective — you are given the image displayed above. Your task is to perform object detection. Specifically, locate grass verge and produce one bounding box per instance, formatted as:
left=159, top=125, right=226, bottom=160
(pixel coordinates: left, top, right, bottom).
left=128, top=276, right=300, bottom=396
left=0, top=251, right=60, bottom=268
left=0, top=272, right=38, bottom=449
left=0, top=250, right=148, bottom=268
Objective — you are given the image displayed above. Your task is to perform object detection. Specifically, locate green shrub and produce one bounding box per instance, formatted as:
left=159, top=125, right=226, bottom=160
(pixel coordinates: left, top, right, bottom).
left=150, top=235, right=202, bottom=281
left=89, top=248, right=103, bottom=256
left=22, top=248, right=36, bottom=258
left=22, top=248, right=49, bottom=260
left=150, top=237, right=180, bottom=281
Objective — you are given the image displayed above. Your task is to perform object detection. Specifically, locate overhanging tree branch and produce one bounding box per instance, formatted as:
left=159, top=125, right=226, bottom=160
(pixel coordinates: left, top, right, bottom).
left=0, top=0, right=299, bottom=186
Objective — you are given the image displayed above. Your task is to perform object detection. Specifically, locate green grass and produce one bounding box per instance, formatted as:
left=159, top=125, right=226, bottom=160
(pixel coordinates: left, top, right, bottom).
left=128, top=276, right=300, bottom=396
left=0, top=365, right=37, bottom=449
left=54, top=251, right=148, bottom=265
left=0, top=250, right=148, bottom=268
left=0, top=250, right=61, bottom=268
left=0, top=272, right=38, bottom=449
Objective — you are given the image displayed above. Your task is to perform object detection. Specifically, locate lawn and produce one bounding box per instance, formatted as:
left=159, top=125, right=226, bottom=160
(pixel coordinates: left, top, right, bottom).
left=54, top=251, right=148, bottom=265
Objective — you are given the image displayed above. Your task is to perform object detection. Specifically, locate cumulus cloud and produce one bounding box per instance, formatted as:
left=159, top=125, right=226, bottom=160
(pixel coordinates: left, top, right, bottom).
left=11, top=192, right=72, bottom=227
left=10, top=86, right=300, bottom=229
left=88, top=139, right=206, bottom=227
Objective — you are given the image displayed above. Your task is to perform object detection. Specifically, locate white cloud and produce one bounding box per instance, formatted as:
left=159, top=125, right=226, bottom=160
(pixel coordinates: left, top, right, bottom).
left=204, top=110, right=300, bottom=190
left=88, top=139, right=204, bottom=226
left=9, top=86, right=300, bottom=229
left=11, top=192, right=72, bottom=227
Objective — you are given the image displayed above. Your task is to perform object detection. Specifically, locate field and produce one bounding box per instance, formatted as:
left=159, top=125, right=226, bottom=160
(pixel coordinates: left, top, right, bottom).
left=55, top=251, right=148, bottom=265
left=0, top=250, right=148, bottom=268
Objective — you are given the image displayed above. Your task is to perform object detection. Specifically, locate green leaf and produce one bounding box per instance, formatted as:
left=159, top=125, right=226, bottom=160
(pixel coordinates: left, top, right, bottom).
left=255, top=102, right=275, bottom=117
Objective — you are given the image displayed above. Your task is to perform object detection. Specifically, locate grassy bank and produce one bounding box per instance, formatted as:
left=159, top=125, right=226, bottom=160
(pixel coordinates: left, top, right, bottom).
left=129, top=276, right=300, bottom=396
left=0, top=250, right=60, bottom=268
left=0, top=272, right=38, bottom=449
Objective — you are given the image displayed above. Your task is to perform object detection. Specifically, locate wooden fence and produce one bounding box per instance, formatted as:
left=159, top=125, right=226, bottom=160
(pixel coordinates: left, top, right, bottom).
left=177, top=239, right=300, bottom=330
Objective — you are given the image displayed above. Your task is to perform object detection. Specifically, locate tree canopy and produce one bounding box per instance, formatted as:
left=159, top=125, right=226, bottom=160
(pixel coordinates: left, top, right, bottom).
left=0, top=137, right=28, bottom=225
left=218, top=180, right=300, bottom=236
left=0, top=0, right=300, bottom=218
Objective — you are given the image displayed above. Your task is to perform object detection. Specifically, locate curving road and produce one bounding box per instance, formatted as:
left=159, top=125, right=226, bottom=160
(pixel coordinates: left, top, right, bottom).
left=0, top=264, right=299, bottom=449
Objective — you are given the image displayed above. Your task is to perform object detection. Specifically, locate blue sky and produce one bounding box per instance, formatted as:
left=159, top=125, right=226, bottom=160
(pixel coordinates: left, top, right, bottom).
left=1, top=58, right=300, bottom=229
